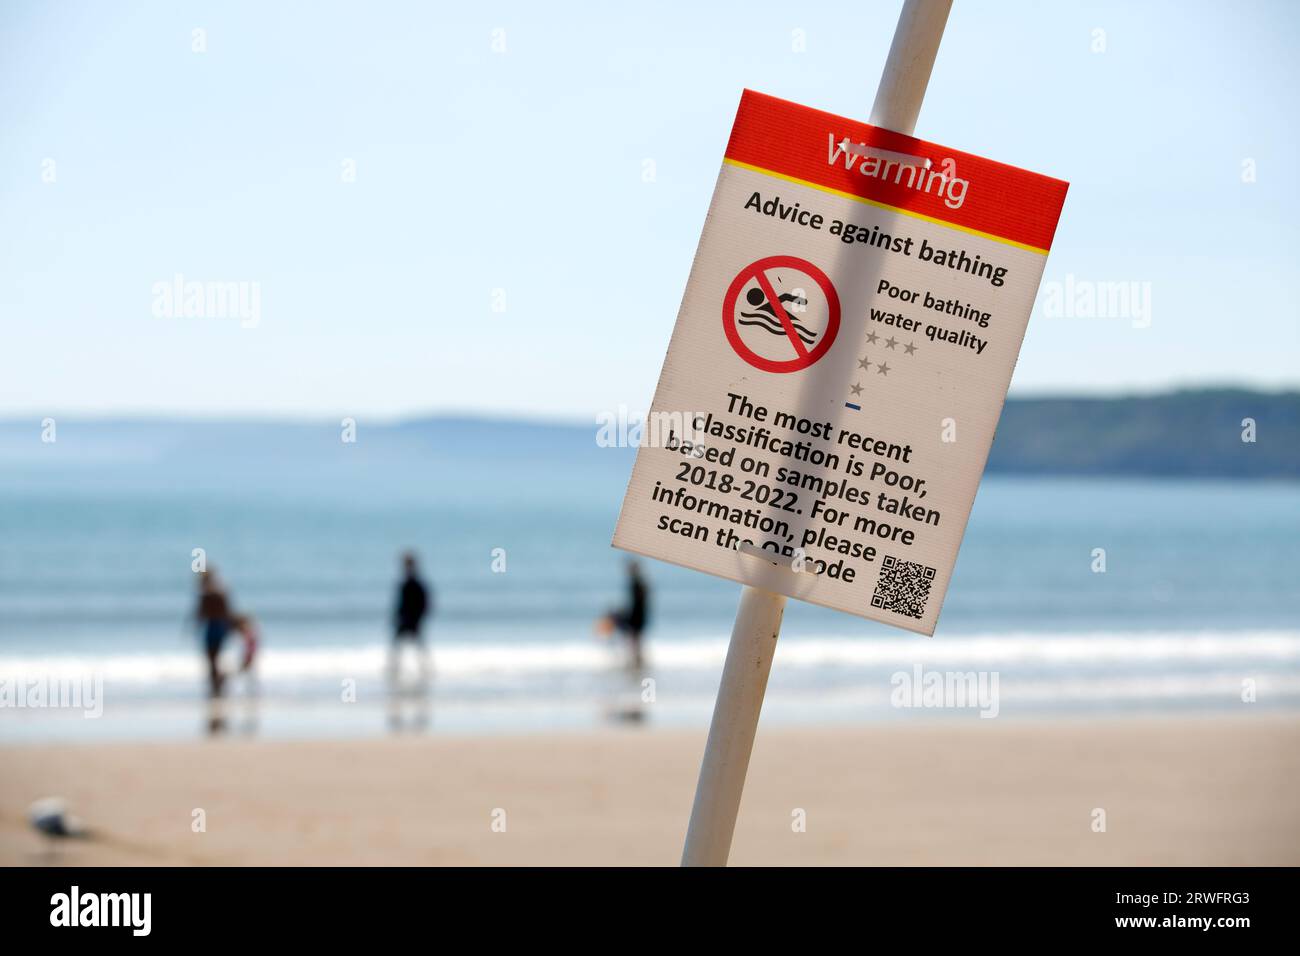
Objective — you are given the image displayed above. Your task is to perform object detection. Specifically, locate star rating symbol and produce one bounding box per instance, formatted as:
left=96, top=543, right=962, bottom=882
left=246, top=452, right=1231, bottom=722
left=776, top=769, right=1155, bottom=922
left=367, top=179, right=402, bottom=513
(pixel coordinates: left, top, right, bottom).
left=850, top=382, right=863, bottom=396
left=904, top=341, right=917, bottom=355
left=858, top=356, right=871, bottom=370
left=885, top=336, right=898, bottom=350
left=865, top=330, right=879, bottom=345
left=876, top=362, right=890, bottom=376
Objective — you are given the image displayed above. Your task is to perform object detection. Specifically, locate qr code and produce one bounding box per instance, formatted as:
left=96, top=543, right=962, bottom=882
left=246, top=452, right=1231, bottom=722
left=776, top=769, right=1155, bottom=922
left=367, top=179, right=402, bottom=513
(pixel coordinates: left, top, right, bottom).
left=870, top=555, right=937, bottom=619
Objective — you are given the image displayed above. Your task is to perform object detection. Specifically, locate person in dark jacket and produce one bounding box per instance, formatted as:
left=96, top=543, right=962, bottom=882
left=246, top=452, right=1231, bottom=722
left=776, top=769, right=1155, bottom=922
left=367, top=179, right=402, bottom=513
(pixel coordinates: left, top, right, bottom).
left=610, top=560, right=650, bottom=668
left=390, top=551, right=433, bottom=691
left=396, top=552, right=430, bottom=637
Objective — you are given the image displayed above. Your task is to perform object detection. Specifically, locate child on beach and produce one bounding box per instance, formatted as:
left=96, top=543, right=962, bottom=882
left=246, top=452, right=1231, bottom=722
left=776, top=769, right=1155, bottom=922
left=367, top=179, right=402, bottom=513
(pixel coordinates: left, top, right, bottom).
left=232, top=614, right=260, bottom=674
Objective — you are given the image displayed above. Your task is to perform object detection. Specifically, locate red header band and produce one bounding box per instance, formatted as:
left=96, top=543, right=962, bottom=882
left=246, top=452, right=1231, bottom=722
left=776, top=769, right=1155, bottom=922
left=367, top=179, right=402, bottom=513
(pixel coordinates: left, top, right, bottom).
left=724, top=90, right=1069, bottom=254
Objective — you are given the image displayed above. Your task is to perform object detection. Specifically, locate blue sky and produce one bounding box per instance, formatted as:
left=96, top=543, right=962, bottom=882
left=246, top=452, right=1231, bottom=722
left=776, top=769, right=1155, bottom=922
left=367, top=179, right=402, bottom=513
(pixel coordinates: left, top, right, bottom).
left=1, top=0, right=1297, bottom=421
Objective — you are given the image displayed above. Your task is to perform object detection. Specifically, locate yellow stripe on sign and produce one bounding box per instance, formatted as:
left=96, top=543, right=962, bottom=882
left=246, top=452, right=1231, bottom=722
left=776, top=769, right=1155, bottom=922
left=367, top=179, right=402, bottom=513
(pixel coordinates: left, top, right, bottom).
left=722, top=157, right=1051, bottom=256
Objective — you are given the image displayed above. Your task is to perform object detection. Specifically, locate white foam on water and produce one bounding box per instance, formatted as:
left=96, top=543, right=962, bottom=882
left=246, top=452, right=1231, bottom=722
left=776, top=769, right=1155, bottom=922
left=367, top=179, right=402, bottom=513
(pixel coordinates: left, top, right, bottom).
left=2, top=630, right=1298, bottom=685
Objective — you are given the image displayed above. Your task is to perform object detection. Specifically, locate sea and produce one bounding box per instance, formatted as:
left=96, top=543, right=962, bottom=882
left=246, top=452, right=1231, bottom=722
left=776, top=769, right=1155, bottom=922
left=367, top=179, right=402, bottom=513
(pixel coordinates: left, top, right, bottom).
left=1, top=418, right=1297, bottom=741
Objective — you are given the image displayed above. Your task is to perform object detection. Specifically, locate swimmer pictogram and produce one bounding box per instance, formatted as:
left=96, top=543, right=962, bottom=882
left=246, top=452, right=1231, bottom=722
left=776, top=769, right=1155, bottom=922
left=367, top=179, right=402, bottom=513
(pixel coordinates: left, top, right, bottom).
left=722, top=256, right=840, bottom=373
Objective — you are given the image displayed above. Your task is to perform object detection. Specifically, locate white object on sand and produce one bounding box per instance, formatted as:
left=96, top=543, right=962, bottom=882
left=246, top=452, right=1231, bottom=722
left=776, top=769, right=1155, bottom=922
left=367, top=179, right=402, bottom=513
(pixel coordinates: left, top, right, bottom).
left=29, top=796, right=89, bottom=839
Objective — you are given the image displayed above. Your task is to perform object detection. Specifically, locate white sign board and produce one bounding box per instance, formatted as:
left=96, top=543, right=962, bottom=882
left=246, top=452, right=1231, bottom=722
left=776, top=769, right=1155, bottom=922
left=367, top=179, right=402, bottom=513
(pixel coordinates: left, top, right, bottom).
left=613, top=90, right=1068, bottom=635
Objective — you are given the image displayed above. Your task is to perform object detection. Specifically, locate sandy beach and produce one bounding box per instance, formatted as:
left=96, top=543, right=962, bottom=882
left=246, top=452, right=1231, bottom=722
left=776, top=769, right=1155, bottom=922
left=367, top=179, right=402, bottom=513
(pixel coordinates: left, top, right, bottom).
left=2, top=715, right=1297, bottom=866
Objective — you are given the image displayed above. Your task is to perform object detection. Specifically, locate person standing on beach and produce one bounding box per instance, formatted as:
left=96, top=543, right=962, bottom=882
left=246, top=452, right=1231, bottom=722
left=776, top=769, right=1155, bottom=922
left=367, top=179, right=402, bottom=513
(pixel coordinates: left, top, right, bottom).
left=195, top=570, right=232, bottom=698
left=390, top=551, right=433, bottom=690
left=604, top=560, right=650, bottom=668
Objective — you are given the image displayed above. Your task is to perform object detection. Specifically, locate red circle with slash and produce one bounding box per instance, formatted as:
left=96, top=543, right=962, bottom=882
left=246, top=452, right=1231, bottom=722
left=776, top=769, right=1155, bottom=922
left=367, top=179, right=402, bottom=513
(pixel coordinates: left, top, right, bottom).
left=722, top=255, right=840, bottom=373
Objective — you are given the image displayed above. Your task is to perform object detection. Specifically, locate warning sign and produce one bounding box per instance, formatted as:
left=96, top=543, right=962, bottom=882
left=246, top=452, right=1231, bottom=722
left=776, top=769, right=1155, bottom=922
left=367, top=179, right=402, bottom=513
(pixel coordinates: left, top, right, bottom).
left=722, top=256, right=840, bottom=373
left=612, top=90, right=1068, bottom=635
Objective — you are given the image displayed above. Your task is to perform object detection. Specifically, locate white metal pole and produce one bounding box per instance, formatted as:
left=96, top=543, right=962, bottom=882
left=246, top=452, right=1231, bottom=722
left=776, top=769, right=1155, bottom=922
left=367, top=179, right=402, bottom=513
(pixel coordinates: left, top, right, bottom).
left=679, top=0, right=953, bottom=867
left=869, top=0, right=953, bottom=136
left=681, top=586, right=786, bottom=866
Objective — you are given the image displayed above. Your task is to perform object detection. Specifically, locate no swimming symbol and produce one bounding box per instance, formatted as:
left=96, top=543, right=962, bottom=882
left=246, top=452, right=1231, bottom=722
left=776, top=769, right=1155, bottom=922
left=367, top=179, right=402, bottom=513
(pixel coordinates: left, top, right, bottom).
left=722, top=255, right=840, bottom=373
